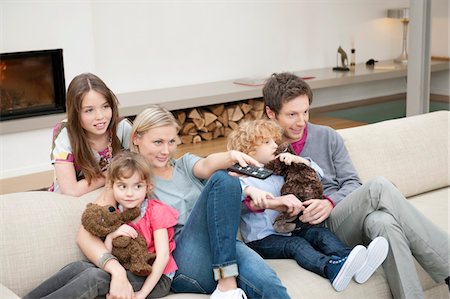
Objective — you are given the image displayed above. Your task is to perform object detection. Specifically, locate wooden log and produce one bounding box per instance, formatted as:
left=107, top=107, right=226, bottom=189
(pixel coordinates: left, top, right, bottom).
left=181, top=122, right=196, bottom=135
left=248, top=99, right=265, bottom=111
left=200, top=132, right=213, bottom=140
left=176, top=111, right=186, bottom=124
left=180, top=135, right=193, bottom=144
left=193, top=118, right=205, bottom=129
left=229, top=105, right=244, bottom=122
left=244, top=113, right=254, bottom=120
left=250, top=110, right=264, bottom=120
left=228, top=121, right=239, bottom=130
left=208, top=104, right=225, bottom=116
left=218, top=109, right=229, bottom=127
left=192, top=135, right=202, bottom=143
left=206, top=122, right=217, bottom=132
left=240, top=103, right=253, bottom=114
left=188, top=109, right=202, bottom=119
left=213, top=127, right=222, bottom=139
left=224, top=127, right=233, bottom=137
left=204, top=112, right=217, bottom=127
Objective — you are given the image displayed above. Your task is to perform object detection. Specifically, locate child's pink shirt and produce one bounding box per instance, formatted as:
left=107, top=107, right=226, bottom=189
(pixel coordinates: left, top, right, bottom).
left=129, top=199, right=179, bottom=274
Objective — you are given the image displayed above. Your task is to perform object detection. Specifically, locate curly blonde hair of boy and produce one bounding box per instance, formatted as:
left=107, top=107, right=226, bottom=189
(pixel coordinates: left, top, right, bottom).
left=227, top=119, right=283, bottom=156
left=107, top=151, right=153, bottom=195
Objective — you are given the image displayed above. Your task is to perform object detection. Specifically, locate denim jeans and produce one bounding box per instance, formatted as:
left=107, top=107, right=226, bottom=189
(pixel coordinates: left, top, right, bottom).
left=171, top=171, right=289, bottom=298
left=23, top=260, right=171, bottom=299
left=247, top=225, right=351, bottom=278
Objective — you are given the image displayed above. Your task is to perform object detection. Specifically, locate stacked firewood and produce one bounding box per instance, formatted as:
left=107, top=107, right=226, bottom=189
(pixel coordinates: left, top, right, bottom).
left=172, top=98, right=265, bottom=144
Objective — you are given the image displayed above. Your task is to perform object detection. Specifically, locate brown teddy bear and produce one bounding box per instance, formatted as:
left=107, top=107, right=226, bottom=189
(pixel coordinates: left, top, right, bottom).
left=264, top=143, right=325, bottom=233
left=81, top=203, right=156, bottom=276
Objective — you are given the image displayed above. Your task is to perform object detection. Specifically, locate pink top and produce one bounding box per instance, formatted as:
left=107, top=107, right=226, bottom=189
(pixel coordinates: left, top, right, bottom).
left=129, top=199, right=179, bottom=274
left=290, top=124, right=335, bottom=207
left=290, top=124, right=308, bottom=155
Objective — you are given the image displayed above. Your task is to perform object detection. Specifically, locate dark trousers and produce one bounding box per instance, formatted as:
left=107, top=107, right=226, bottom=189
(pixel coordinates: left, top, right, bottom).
left=23, top=260, right=171, bottom=299
left=247, top=225, right=351, bottom=278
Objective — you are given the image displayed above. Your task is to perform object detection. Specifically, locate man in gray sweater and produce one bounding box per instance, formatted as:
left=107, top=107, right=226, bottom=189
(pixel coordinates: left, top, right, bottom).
left=263, top=72, right=449, bottom=299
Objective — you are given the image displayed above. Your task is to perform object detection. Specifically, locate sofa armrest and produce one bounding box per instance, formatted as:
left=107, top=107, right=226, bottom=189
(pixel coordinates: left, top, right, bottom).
left=0, top=283, right=20, bottom=299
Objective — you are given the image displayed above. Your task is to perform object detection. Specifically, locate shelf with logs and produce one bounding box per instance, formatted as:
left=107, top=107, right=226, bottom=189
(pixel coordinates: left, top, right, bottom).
left=172, top=98, right=265, bottom=144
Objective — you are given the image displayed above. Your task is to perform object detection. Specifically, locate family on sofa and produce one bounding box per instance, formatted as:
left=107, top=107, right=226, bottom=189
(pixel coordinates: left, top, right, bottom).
left=23, top=72, right=450, bottom=299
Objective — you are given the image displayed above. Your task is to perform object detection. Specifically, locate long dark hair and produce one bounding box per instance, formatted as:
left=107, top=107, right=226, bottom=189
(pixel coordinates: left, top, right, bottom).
left=66, top=73, right=121, bottom=183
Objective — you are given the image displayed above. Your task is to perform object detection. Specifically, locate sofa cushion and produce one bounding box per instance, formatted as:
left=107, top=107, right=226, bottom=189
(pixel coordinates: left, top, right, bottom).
left=0, top=190, right=100, bottom=297
left=337, top=111, right=450, bottom=198
left=408, top=187, right=449, bottom=233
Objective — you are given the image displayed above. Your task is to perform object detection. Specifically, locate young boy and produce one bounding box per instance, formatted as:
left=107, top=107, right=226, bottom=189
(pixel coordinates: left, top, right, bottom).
left=262, top=72, right=450, bottom=297
left=227, top=119, right=388, bottom=292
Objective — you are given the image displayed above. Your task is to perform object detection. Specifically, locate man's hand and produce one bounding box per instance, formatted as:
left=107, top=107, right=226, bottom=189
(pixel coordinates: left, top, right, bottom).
left=299, top=199, right=333, bottom=224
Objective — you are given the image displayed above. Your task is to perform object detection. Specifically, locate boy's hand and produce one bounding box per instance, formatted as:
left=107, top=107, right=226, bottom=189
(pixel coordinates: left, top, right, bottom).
left=278, top=153, right=310, bottom=166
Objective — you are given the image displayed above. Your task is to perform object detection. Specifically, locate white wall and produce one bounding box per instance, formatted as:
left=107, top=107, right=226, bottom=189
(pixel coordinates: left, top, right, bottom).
left=1, top=0, right=448, bottom=179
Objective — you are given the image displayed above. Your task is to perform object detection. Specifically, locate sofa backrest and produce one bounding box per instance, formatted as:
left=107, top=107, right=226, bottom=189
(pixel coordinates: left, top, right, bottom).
left=337, top=110, right=449, bottom=198
left=0, top=189, right=101, bottom=297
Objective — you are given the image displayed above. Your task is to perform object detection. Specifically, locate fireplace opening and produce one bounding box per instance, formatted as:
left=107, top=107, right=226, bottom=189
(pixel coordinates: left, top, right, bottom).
left=0, top=49, right=66, bottom=121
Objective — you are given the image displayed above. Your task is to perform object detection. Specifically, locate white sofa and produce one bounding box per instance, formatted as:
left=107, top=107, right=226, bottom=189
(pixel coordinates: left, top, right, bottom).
left=1, top=111, right=449, bottom=299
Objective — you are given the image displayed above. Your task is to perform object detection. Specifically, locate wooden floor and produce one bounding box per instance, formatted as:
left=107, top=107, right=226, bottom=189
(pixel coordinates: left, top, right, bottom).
left=176, top=114, right=366, bottom=158
left=0, top=114, right=366, bottom=195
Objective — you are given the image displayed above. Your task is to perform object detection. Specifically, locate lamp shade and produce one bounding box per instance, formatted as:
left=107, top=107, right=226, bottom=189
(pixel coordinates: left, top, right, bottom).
left=387, top=8, right=409, bottom=20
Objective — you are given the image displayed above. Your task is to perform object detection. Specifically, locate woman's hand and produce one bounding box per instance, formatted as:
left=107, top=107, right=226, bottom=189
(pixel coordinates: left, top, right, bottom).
left=299, top=199, right=333, bottom=224
left=229, top=150, right=262, bottom=167
left=105, top=262, right=135, bottom=299
left=278, top=153, right=310, bottom=166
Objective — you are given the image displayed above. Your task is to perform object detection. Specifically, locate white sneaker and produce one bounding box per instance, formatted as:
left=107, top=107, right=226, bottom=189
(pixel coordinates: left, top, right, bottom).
left=354, top=236, right=389, bottom=284
left=210, top=287, right=248, bottom=299
left=332, top=245, right=367, bottom=292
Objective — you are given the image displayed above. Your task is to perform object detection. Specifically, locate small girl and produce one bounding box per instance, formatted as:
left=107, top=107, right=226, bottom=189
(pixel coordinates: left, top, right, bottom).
left=24, top=150, right=178, bottom=299
left=227, top=119, right=389, bottom=292
left=49, top=73, right=132, bottom=196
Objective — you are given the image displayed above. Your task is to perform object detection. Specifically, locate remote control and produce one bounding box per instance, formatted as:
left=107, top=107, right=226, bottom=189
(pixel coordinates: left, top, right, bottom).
left=227, top=164, right=273, bottom=179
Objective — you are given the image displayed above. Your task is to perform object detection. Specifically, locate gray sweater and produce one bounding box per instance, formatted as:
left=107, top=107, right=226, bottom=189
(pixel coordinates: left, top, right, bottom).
left=300, top=123, right=362, bottom=205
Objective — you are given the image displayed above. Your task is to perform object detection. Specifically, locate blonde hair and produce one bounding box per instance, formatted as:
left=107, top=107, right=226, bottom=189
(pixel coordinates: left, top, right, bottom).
left=227, top=119, right=282, bottom=156
left=129, top=104, right=180, bottom=153
left=107, top=151, right=153, bottom=193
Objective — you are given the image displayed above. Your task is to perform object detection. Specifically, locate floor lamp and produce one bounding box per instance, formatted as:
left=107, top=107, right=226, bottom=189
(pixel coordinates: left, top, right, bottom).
left=387, top=8, right=409, bottom=64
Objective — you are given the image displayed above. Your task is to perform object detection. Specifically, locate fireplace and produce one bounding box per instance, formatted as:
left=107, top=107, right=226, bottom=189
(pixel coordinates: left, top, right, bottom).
left=0, top=49, right=66, bottom=121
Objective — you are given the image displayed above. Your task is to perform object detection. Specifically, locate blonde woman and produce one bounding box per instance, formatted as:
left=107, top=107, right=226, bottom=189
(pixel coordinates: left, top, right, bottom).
left=78, top=104, right=301, bottom=299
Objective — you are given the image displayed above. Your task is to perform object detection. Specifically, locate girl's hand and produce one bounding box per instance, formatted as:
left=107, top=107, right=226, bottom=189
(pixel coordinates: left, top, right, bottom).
left=278, top=153, right=310, bottom=166
left=108, top=224, right=138, bottom=240
left=246, top=186, right=275, bottom=208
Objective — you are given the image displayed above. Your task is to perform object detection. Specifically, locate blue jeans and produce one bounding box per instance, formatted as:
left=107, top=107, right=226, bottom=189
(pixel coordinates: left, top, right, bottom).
left=247, top=225, right=351, bottom=278
left=171, top=171, right=289, bottom=299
